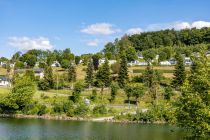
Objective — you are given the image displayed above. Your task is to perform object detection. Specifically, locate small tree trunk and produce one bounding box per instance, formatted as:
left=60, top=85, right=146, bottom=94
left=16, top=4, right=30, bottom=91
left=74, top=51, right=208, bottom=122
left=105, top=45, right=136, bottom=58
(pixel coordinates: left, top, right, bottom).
left=71, top=82, right=74, bottom=90
left=101, top=86, right=104, bottom=101
left=136, top=97, right=138, bottom=109
left=128, top=97, right=130, bottom=109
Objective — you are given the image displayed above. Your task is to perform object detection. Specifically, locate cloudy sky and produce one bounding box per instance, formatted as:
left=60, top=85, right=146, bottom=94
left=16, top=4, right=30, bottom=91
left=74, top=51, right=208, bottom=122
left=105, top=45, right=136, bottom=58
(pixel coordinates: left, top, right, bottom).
left=0, top=0, right=210, bottom=58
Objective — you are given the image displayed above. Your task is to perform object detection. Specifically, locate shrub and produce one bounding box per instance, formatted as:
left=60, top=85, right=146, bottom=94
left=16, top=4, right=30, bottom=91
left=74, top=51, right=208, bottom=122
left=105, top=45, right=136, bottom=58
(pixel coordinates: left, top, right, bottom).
left=93, top=105, right=108, bottom=115
left=131, top=75, right=144, bottom=83
left=74, top=104, right=89, bottom=116
left=111, top=62, right=120, bottom=74
left=40, top=93, right=49, bottom=99
left=90, top=88, right=97, bottom=102
left=22, top=103, right=39, bottom=115
left=72, top=82, right=84, bottom=103
left=63, top=101, right=74, bottom=113
left=37, top=105, right=47, bottom=116
left=53, top=102, right=64, bottom=113
left=38, top=80, right=50, bottom=90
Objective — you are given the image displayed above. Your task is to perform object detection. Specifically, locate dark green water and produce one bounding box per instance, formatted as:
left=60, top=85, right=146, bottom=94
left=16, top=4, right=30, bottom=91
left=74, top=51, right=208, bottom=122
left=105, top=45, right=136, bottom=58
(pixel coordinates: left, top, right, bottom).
left=0, top=118, right=186, bottom=140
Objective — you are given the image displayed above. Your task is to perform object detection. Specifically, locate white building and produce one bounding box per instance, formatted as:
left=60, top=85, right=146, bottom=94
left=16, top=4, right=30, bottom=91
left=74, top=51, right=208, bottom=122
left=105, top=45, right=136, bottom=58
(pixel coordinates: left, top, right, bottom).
left=10, top=63, right=15, bottom=68
left=34, top=68, right=44, bottom=79
left=99, top=58, right=117, bottom=65
left=160, top=61, right=171, bottom=65
left=169, top=58, right=176, bottom=65
left=0, top=62, right=6, bottom=66
left=184, top=57, right=192, bottom=65
left=51, top=61, right=61, bottom=67
left=0, top=76, right=11, bottom=87
left=128, top=60, right=140, bottom=66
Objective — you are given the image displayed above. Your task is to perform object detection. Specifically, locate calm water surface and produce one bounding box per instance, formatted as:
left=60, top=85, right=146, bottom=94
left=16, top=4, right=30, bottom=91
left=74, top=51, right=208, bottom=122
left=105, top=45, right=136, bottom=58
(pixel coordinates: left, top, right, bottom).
left=0, top=118, right=186, bottom=140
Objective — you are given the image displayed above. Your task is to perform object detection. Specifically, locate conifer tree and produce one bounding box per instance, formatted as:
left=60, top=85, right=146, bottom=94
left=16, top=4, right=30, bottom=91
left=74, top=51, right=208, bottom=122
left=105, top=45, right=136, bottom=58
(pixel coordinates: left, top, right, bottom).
left=96, top=59, right=111, bottom=98
left=44, top=66, right=54, bottom=89
left=143, top=64, right=162, bottom=104
left=72, top=82, right=83, bottom=103
left=117, top=51, right=128, bottom=88
left=177, top=47, right=210, bottom=138
left=172, top=52, right=186, bottom=88
left=110, top=82, right=119, bottom=102
left=85, top=59, right=94, bottom=88
left=68, top=62, right=76, bottom=89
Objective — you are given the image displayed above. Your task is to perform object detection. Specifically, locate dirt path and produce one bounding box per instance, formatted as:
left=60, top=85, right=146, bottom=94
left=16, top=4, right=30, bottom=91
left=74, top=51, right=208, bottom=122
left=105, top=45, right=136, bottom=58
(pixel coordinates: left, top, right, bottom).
left=92, top=116, right=114, bottom=121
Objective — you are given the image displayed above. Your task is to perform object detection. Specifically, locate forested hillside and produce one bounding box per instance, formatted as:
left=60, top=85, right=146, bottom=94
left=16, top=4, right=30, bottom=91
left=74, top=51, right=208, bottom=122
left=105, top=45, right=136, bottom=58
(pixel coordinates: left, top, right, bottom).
left=128, top=27, right=210, bottom=51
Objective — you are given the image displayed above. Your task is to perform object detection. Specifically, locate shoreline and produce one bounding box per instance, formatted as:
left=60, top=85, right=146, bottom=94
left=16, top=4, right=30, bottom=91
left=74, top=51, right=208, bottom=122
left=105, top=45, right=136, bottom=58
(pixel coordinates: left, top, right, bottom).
left=0, top=114, right=166, bottom=124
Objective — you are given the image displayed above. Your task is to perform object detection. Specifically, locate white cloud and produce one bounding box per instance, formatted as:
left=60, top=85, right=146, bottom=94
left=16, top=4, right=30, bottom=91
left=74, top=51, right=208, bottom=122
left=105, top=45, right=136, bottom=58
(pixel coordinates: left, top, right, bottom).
left=191, top=21, right=210, bottom=29
left=146, top=21, right=210, bottom=31
left=8, top=37, right=54, bottom=50
left=146, top=23, right=170, bottom=31
left=86, top=39, right=100, bottom=46
left=126, top=28, right=143, bottom=35
left=174, top=22, right=191, bottom=30
left=81, top=23, right=120, bottom=35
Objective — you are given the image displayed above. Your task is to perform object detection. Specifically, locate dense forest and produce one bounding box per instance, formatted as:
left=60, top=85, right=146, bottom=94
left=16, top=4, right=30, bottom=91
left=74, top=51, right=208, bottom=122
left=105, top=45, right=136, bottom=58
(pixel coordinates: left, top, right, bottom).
left=128, top=27, right=210, bottom=50
left=103, top=27, right=210, bottom=61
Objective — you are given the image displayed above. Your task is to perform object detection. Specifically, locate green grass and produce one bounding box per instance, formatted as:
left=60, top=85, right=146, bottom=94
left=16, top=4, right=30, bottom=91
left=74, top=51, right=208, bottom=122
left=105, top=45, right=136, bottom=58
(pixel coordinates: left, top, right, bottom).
left=133, top=69, right=175, bottom=73
left=0, top=67, right=7, bottom=76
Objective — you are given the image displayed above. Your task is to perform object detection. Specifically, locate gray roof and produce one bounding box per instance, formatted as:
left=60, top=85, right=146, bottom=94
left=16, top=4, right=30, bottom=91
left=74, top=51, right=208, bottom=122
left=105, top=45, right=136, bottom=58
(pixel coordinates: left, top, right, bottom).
left=0, top=76, right=10, bottom=81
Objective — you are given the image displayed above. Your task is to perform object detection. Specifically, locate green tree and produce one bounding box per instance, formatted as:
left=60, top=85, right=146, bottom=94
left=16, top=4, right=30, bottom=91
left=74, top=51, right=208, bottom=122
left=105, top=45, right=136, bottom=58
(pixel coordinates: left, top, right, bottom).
left=75, top=56, right=81, bottom=65
left=172, top=52, right=186, bottom=88
left=143, top=64, right=161, bottom=104
left=125, top=84, right=145, bottom=108
left=25, top=70, right=36, bottom=81
left=164, top=86, right=174, bottom=101
left=85, top=59, right=94, bottom=88
left=132, top=84, right=145, bottom=107
left=124, top=84, right=133, bottom=109
left=7, top=73, right=36, bottom=110
left=68, top=62, right=76, bottom=89
left=90, top=88, right=97, bottom=102
left=11, top=51, right=21, bottom=62
left=142, top=49, right=156, bottom=62
left=110, top=82, right=119, bottom=102
left=20, top=53, right=37, bottom=68
left=117, top=51, right=128, bottom=88
left=96, top=59, right=111, bottom=98
left=14, top=61, right=24, bottom=69
left=60, top=59, right=70, bottom=69
left=111, top=62, right=120, bottom=74
left=92, top=54, right=100, bottom=71
left=72, top=82, right=84, bottom=103
left=177, top=47, right=210, bottom=138
left=43, top=66, right=54, bottom=89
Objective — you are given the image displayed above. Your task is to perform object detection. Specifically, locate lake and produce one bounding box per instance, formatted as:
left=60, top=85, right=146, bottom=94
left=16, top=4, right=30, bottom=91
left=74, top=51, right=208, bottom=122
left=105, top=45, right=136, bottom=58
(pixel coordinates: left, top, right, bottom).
left=0, top=118, right=186, bottom=140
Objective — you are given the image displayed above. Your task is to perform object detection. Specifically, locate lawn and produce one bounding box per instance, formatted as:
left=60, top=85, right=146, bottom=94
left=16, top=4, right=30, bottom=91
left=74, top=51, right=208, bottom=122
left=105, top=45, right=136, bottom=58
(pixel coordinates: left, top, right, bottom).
left=0, top=67, right=7, bottom=76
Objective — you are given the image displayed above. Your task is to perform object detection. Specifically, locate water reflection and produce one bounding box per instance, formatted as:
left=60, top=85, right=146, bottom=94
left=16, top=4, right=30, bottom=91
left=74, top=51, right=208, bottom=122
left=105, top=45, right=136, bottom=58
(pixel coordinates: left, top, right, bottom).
left=0, top=118, right=186, bottom=140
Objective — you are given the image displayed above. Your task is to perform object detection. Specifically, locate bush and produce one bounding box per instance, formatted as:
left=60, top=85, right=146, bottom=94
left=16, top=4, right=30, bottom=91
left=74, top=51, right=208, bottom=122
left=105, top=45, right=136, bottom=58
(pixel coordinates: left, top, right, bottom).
left=63, top=101, right=74, bottom=117
left=111, top=62, right=120, bottom=74
left=74, top=104, right=89, bottom=116
left=133, top=104, right=176, bottom=124
left=37, top=105, right=47, bottom=116
left=22, top=103, right=39, bottom=115
left=90, top=88, right=97, bottom=102
left=93, top=105, right=108, bottom=115
left=40, top=93, right=49, bottom=99
left=164, top=86, right=174, bottom=100
left=22, top=103, right=48, bottom=116
left=38, top=80, right=50, bottom=90
left=53, top=102, right=64, bottom=113
left=131, top=75, right=144, bottom=83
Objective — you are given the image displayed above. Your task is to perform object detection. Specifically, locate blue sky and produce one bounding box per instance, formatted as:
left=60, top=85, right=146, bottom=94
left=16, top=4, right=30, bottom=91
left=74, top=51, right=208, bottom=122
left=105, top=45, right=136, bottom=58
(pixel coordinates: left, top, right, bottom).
left=1, top=0, right=210, bottom=58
